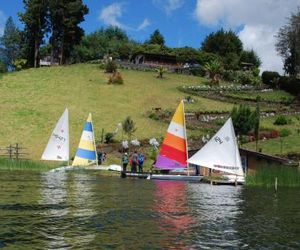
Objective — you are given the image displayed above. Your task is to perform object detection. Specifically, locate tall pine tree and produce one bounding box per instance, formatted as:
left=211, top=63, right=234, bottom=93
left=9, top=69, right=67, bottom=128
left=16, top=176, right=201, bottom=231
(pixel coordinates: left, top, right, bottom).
left=19, top=0, right=48, bottom=68
left=49, top=0, right=88, bottom=64
left=0, top=17, right=22, bottom=69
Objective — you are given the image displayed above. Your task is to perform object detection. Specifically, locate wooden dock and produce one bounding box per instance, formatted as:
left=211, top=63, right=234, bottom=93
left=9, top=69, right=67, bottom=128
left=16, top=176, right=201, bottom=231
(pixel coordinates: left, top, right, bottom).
left=120, top=171, right=149, bottom=179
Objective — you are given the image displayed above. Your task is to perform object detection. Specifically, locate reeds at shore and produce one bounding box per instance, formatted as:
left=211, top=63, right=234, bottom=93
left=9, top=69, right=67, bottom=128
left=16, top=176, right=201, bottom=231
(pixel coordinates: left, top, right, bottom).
left=0, top=158, right=51, bottom=170
left=246, top=165, right=300, bottom=188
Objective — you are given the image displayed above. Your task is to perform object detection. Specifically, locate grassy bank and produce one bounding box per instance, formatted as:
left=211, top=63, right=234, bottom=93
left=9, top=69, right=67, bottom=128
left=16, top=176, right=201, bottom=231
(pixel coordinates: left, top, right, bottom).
left=0, top=158, right=51, bottom=171
left=246, top=165, right=300, bottom=188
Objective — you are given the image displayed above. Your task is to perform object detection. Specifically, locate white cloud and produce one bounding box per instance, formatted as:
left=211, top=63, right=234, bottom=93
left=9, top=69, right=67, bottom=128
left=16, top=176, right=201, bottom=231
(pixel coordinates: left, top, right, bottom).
left=99, top=3, right=125, bottom=28
left=153, top=0, right=184, bottom=15
left=194, top=0, right=300, bottom=73
left=137, top=18, right=151, bottom=31
left=239, top=25, right=282, bottom=73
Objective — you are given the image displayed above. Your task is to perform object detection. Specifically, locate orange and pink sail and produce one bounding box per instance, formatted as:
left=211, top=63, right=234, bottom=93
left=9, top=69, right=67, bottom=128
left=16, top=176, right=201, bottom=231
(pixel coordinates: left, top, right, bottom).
left=155, top=101, right=188, bottom=169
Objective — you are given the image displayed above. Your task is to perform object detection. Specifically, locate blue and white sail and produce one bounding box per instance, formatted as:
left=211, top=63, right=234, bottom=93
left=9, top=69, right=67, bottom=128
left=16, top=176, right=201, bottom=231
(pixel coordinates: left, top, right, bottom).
left=41, top=108, right=69, bottom=161
left=72, top=113, right=98, bottom=166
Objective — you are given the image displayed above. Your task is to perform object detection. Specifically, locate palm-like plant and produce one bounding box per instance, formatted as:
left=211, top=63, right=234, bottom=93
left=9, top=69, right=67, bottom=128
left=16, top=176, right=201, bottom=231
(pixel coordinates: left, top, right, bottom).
left=204, top=59, right=223, bottom=85
left=122, top=116, right=136, bottom=141
left=156, top=66, right=166, bottom=78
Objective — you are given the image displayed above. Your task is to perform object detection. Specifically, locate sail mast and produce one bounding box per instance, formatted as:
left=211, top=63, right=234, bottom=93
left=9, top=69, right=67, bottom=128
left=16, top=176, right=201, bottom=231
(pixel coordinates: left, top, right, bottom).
left=182, top=100, right=189, bottom=176
left=91, top=114, right=98, bottom=167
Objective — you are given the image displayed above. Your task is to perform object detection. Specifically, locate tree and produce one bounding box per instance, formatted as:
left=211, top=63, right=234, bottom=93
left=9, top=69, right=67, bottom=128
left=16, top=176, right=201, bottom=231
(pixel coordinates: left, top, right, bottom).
left=204, top=59, right=223, bottom=85
left=0, top=17, right=22, bottom=69
left=19, top=0, right=48, bottom=68
left=201, top=29, right=243, bottom=57
left=231, top=104, right=254, bottom=137
left=252, top=104, right=260, bottom=151
left=48, top=0, right=89, bottom=64
left=147, top=29, right=165, bottom=46
left=275, top=8, right=300, bottom=76
left=156, top=66, right=166, bottom=78
left=279, top=129, right=291, bottom=154
left=73, top=26, right=131, bottom=62
left=122, top=116, right=137, bottom=141
left=239, top=49, right=262, bottom=68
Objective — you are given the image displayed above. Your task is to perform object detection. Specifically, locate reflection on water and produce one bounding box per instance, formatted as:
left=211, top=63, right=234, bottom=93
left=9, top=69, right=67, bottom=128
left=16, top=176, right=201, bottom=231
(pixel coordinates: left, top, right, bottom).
left=0, top=170, right=299, bottom=249
left=40, top=171, right=69, bottom=249
left=188, top=184, right=243, bottom=249
left=154, top=181, right=194, bottom=249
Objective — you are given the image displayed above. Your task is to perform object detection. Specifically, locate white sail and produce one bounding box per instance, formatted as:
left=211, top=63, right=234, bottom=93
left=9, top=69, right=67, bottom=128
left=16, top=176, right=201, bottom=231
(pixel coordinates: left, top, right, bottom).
left=187, top=118, right=244, bottom=176
left=41, top=108, right=69, bottom=161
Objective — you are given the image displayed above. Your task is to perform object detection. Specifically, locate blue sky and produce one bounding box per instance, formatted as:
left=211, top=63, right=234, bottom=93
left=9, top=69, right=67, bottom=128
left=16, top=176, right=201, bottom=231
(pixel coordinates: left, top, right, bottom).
left=0, top=0, right=299, bottom=72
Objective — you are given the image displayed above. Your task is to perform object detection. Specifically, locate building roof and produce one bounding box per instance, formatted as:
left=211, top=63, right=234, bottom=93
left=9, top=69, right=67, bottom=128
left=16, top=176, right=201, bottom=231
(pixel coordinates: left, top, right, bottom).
left=239, top=148, right=298, bottom=167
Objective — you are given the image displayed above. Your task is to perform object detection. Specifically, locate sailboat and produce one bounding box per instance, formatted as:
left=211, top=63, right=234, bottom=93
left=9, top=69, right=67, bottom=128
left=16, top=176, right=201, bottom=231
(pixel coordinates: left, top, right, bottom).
left=149, top=100, right=202, bottom=181
left=41, top=108, right=69, bottom=163
left=72, top=113, right=98, bottom=167
left=42, top=111, right=98, bottom=172
left=187, top=117, right=245, bottom=184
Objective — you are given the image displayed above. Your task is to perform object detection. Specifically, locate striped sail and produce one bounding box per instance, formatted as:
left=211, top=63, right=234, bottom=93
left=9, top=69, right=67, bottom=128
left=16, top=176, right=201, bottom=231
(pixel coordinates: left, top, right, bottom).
left=155, top=101, right=187, bottom=169
left=72, top=113, right=97, bottom=166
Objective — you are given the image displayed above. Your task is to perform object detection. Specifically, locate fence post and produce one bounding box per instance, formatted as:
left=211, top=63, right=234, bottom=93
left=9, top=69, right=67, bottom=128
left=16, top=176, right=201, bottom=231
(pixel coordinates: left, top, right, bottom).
left=15, top=143, right=19, bottom=160
left=9, top=144, right=12, bottom=159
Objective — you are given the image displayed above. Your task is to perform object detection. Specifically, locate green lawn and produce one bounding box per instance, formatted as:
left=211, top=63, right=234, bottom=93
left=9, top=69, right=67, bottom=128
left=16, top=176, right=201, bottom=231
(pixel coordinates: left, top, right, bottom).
left=224, top=90, right=295, bottom=103
left=243, top=116, right=300, bottom=155
left=0, top=64, right=228, bottom=160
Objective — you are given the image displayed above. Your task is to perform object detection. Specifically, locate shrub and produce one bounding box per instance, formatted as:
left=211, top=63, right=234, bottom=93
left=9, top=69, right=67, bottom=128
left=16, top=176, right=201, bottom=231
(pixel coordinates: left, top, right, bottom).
left=279, top=128, right=291, bottom=137
left=278, top=76, right=300, bottom=96
left=105, top=132, right=115, bottom=143
left=105, top=60, right=117, bottom=73
left=0, top=62, right=7, bottom=73
left=274, top=115, right=289, bottom=125
left=261, top=71, right=280, bottom=87
left=236, top=70, right=261, bottom=86
left=108, top=71, right=124, bottom=84
left=12, top=59, right=27, bottom=71
left=222, top=70, right=236, bottom=81
left=148, top=112, right=159, bottom=120
left=189, top=66, right=206, bottom=77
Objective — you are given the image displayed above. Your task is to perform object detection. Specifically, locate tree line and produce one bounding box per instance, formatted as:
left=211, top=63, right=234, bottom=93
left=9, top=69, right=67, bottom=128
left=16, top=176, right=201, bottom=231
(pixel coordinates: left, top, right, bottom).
left=0, top=1, right=299, bottom=77
left=0, top=0, right=88, bottom=69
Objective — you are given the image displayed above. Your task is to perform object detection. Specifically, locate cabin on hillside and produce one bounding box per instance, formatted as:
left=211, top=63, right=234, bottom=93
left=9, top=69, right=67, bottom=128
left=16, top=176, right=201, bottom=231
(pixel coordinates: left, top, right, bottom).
left=130, top=52, right=182, bottom=72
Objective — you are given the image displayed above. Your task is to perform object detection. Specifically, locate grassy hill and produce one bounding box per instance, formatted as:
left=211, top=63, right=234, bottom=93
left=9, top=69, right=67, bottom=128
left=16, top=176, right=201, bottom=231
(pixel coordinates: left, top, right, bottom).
left=0, top=63, right=230, bottom=160
left=1, top=63, right=299, bottom=163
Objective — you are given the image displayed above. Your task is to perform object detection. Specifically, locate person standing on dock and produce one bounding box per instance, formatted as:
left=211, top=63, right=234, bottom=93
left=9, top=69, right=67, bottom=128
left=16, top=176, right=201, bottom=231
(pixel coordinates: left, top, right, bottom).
left=131, top=151, right=138, bottom=173
left=122, top=152, right=129, bottom=172
left=138, top=152, right=145, bottom=173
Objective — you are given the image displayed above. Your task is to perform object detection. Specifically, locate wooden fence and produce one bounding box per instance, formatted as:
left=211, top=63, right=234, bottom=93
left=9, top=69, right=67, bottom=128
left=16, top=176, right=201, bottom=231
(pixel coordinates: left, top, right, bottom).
left=0, top=143, right=28, bottom=160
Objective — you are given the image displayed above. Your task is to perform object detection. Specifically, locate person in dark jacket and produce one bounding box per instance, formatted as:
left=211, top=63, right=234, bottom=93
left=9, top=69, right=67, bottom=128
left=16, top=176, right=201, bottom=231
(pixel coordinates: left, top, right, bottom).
left=131, top=151, right=138, bottom=173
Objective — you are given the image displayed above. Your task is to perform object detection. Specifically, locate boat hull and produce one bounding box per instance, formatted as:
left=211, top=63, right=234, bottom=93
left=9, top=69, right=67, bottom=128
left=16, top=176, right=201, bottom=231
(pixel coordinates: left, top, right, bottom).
left=149, top=174, right=202, bottom=182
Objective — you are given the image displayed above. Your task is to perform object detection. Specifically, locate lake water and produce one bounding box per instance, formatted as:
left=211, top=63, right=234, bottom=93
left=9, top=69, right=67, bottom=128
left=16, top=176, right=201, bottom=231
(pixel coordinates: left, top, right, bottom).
left=0, top=170, right=299, bottom=249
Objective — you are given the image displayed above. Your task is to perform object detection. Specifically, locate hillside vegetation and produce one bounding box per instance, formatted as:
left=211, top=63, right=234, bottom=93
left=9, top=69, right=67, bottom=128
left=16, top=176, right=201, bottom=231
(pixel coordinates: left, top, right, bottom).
left=0, top=63, right=226, bottom=159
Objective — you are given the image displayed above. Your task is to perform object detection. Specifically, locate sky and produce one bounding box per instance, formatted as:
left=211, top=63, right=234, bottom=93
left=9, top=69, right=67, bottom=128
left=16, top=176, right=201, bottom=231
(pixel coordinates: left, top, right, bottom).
left=0, top=0, right=299, bottom=73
